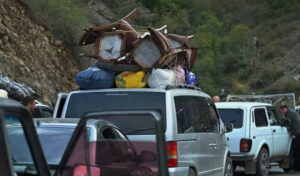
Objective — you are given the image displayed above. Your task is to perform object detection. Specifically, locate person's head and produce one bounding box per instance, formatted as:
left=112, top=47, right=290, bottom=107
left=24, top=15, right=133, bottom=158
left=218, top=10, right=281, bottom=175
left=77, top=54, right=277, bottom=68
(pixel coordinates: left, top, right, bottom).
left=213, top=96, right=220, bottom=103
left=21, top=96, right=36, bottom=112
left=279, top=105, right=289, bottom=115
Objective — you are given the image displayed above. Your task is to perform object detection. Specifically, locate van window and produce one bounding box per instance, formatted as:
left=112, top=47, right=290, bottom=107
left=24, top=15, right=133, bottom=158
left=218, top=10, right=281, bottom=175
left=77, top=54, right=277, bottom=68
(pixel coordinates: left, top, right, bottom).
left=57, top=97, right=67, bottom=118
left=254, top=108, right=268, bottom=127
left=66, top=92, right=166, bottom=119
left=218, top=109, right=243, bottom=128
left=5, top=116, right=36, bottom=170
left=193, top=97, right=211, bottom=133
left=175, top=96, right=193, bottom=133
left=175, top=96, right=211, bottom=133
left=208, top=104, right=219, bottom=133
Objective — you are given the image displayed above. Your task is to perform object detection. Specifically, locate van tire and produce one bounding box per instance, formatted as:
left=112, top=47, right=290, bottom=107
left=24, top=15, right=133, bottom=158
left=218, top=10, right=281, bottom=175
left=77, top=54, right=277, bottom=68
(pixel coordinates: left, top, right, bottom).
left=256, top=148, right=269, bottom=176
left=188, top=168, right=196, bottom=176
left=224, top=156, right=234, bottom=176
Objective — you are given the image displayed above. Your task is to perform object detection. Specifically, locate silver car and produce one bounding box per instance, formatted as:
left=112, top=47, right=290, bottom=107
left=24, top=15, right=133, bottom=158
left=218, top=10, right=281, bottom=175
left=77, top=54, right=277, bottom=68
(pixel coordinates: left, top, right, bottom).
left=56, top=85, right=234, bottom=176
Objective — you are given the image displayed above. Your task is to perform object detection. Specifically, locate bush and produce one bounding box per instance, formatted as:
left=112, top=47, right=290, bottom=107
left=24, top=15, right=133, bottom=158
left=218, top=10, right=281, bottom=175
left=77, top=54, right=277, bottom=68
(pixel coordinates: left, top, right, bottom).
left=25, top=0, right=88, bottom=45
left=263, top=78, right=300, bottom=95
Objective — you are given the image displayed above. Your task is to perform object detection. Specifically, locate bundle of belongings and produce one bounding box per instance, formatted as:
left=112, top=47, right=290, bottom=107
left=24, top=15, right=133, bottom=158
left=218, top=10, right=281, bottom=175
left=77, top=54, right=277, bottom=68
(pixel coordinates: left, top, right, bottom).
left=76, top=9, right=197, bottom=89
left=0, top=77, right=40, bottom=101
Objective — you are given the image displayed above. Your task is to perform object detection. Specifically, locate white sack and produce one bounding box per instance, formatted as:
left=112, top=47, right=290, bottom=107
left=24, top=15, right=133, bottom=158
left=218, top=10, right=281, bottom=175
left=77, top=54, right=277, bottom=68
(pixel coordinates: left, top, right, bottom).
left=148, top=68, right=175, bottom=88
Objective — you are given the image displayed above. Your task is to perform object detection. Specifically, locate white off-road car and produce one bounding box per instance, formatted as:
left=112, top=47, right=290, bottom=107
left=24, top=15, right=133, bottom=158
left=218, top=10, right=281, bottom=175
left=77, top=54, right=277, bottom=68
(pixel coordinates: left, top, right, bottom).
left=216, top=102, right=294, bottom=176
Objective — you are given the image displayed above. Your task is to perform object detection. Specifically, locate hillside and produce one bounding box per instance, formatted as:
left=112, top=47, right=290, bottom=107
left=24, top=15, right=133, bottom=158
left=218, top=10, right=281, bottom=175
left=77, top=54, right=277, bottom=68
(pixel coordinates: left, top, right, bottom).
left=1, top=0, right=299, bottom=105
left=0, top=0, right=80, bottom=105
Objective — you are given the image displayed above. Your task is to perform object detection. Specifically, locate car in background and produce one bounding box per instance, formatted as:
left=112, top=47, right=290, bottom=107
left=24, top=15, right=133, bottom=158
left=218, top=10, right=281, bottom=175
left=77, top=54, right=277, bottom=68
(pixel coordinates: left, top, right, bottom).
left=33, top=101, right=53, bottom=118
left=7, top=118, right=77, bottom=166
left=216, top=102, right=294, bottom=176
left=296, top=106, right=300, bottom=116
left=52, top=92, right=69, bottom=118
left=53, top=85, right=234, bottom=176
left=8, top=117, right=158, bottom=175
left=0, top=98, right=168, bottom=176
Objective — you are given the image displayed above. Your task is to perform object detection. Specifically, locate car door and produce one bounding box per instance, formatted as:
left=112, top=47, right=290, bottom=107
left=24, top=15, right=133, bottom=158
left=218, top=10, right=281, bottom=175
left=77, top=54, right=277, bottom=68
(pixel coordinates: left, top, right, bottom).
left=0, top=99, right=169, bottom=176
left=250, top=107, right=273, bottom=154
left=0, top=98, right=51, bottom=176
left=174, top=96, right=211, bottom=174
left=0, top=110, right=15, bottom=176
left=267, top=107, right=290, bottom=156
left=208, top=103, right=226, bottom=175
left=56, top=110, right=169, bottom=176
left=192, top=96, right=217, bottom=174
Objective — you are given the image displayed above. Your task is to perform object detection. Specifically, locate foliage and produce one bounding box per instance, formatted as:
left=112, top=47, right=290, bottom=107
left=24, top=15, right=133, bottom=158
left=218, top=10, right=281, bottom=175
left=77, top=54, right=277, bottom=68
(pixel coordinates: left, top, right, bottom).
left=139, top=0, right=300, bottom=96
left=25, top=0, right=300, bottom=96
left=25, top=0, right=88, bottom=45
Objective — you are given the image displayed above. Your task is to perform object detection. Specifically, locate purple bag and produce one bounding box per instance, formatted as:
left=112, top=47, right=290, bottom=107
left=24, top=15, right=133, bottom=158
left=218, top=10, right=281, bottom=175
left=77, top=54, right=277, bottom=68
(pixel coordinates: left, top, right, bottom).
left=185, top=71, right=196, bottom=85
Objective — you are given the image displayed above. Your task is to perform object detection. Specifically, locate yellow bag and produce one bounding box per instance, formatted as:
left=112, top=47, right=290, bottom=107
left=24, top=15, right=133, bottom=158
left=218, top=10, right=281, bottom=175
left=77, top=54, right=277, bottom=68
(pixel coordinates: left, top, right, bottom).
left=115, top=71, right=147, bottom=88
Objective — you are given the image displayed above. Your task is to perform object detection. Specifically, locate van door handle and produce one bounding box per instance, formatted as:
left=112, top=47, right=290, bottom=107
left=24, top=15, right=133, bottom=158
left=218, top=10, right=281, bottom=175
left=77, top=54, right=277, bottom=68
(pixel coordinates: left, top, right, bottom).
left=273, top=129, right=276, bottom=133
left=209, top=143, right=217, bottom=148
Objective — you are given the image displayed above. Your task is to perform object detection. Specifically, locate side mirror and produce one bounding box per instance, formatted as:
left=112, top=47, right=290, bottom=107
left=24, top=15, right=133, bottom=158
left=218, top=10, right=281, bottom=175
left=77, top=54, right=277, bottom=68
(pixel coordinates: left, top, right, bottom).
left=281, top=119, right=291, bottom=126
left=269, top=119, right=275, bottom=125
left=140, top=151, right=156, bottom=162
left=224, top=123, right=233, bottom=133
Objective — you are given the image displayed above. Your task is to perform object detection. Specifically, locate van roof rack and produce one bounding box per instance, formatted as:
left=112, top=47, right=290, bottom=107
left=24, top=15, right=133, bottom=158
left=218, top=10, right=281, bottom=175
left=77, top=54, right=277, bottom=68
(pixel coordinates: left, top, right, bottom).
left=165, top=84, right=201, bottom=91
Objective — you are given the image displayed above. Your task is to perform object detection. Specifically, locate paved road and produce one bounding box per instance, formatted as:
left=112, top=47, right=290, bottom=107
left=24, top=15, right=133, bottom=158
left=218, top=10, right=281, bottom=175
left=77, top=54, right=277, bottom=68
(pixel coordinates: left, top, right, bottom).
left=234, top=166, right=300, bottom=176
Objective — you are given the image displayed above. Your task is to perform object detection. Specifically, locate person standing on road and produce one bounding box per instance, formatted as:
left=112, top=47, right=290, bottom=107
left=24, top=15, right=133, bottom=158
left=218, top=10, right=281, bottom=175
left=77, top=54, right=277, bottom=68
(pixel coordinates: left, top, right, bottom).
left=279, top=105, right=300, bottom=135
left=21, top=96, right=36, bottom=113
left=280, top=105, right=300, bottom=170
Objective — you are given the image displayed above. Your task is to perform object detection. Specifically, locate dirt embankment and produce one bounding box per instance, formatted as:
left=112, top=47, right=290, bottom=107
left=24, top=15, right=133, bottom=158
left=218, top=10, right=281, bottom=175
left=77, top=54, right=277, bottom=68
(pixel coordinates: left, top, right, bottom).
left=0, top=0, right=81, bottom=105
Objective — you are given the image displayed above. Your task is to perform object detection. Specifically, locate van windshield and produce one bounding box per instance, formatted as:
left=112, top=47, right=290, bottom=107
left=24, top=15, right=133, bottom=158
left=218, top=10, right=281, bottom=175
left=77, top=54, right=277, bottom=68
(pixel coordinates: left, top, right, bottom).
left=65, top=91, right=166, bottom=131
left=218, top=108, right=243, bottom=128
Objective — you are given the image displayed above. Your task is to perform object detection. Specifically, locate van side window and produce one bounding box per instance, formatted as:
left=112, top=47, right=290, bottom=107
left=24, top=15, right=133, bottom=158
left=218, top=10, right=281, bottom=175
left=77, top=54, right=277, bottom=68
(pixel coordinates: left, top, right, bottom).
left=254, top=108, right=268, bottom=127
left=208, top=104, right=220, bottom=133
left=192, top=97, right=211, bottom=133
left=175, top=96, right=212, bottom=133
left=175, top=96, right=193, bottom=133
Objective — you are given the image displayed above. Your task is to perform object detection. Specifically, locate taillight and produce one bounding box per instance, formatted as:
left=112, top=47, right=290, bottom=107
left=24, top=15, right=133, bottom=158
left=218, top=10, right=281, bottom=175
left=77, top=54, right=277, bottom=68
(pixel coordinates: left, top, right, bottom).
left=166, top=141, right=178, bottom=167
left=73, top=165, right=100, bottom=176
left=240, top=139, right=252, bottom=152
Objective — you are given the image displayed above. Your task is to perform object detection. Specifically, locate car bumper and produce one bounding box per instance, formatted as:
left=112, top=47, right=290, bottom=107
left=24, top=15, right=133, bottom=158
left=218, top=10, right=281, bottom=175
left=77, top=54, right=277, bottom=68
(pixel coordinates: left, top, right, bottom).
left=231, top=154, right=255, bottom=161
left=169, top=167, right=189, bottom=176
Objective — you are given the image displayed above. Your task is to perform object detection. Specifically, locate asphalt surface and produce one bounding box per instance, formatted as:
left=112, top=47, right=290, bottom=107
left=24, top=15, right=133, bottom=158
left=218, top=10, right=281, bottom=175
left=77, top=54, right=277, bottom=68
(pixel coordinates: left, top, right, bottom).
left=234, top=166, right=300, bottom=176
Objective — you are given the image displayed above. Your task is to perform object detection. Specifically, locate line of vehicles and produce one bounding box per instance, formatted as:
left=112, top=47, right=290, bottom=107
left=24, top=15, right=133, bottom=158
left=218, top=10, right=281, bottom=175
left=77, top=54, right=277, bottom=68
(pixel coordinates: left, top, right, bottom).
left=1, top=85, right=299, bottom=176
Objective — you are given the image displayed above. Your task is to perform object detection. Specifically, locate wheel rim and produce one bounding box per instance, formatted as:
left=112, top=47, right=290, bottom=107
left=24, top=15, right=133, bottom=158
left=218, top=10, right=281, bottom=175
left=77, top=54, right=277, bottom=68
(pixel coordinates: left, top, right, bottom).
left=260, top=152, right=269, bottom=176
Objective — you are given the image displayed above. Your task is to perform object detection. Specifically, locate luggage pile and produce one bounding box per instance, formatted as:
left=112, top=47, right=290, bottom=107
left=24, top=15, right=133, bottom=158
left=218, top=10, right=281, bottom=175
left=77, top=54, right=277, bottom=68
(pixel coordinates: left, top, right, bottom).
left=0, top=77, right=40, bottom=101
left=76, top=9, right=197, bottom=89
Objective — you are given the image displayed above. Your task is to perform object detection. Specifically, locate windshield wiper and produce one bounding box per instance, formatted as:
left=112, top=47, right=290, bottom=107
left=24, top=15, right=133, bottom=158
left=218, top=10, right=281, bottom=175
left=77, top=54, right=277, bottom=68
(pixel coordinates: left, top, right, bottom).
left=127, top=128, right=155, bottom=135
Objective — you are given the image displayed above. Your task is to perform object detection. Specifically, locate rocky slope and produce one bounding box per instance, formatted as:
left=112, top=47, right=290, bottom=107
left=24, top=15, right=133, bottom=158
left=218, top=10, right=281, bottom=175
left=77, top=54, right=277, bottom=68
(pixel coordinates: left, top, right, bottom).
left=0, top=0, right=80, bottom=105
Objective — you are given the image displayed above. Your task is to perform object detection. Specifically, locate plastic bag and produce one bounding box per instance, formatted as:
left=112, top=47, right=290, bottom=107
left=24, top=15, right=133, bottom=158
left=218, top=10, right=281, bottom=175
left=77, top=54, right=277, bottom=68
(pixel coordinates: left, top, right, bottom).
left=148, top=69, right=175, bottom=89
left=115, top=71, right=147, bottom=88
left=172, top=65, right=185, bottom=84
left=185, top=71, right=196, bottom=85
left=75, top=66, right=115, bottom=90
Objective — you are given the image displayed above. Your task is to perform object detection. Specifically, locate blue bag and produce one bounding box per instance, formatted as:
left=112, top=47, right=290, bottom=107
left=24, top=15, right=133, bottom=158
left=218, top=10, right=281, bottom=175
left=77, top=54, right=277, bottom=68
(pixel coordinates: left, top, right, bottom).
left=75, top=66, right=115, bottom=90
left=185, top=71, right=196, bottom=85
